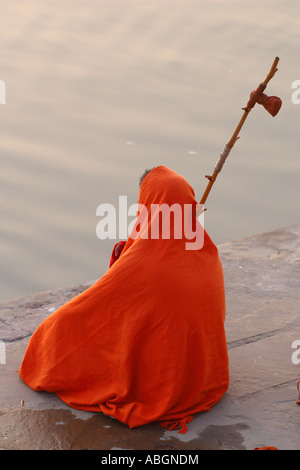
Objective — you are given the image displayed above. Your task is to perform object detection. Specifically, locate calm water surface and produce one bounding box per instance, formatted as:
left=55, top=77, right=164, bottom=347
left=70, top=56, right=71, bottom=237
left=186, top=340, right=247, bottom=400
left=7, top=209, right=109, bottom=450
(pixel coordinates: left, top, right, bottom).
left=0, top=0, right=299, bottom=301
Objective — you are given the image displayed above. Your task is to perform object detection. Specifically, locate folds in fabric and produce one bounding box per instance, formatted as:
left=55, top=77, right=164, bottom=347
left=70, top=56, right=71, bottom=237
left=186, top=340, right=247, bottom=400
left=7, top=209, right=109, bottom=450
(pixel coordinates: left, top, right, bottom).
left=19, top=165, right=229, bottom=432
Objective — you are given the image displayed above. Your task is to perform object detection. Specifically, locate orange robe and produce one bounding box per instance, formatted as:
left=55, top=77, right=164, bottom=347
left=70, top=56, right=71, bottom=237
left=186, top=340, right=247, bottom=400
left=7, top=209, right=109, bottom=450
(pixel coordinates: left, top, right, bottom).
left=19, top=165, right=229, bottom=433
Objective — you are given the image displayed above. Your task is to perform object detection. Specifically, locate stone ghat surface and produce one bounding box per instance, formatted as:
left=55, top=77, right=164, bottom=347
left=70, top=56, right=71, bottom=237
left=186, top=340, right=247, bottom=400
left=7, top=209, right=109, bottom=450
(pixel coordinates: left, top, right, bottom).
left=0, top=223, right=299, bottom=450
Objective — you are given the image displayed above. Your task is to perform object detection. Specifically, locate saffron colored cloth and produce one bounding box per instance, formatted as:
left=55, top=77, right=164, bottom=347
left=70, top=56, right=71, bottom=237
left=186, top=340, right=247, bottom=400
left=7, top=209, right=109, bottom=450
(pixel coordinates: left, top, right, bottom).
left=19, top=165, right=229, bottom=433
left=254, top=447, right=278, bottom=450
left=109, top=241, right=126, bottom=267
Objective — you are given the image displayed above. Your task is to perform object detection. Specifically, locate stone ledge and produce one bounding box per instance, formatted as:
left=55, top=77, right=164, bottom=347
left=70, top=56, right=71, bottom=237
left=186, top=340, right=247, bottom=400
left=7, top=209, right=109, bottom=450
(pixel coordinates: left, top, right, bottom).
left=1, top=223, right=299, bottom=450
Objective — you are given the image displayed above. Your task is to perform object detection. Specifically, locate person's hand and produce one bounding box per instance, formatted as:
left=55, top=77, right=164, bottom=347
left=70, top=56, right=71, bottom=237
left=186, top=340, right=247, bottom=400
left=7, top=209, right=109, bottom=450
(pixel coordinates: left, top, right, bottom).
left=115, top=242, right=124, bottom=258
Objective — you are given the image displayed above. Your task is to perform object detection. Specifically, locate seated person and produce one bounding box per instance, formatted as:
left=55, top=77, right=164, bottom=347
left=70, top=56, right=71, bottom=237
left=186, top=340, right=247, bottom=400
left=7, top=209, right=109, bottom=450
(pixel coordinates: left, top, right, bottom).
left=19, top=165, right=229, bottom=433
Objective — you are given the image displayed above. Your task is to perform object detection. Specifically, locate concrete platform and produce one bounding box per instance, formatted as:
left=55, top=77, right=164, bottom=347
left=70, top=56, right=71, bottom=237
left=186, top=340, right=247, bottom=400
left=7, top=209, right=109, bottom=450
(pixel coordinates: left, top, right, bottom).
left=1, top=223, right=299, bottom=450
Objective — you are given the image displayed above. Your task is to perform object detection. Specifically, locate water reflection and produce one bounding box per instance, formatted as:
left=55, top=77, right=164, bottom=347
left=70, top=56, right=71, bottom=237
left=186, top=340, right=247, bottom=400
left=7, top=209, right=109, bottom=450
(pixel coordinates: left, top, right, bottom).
left=0, top=0, right=299, bottom=301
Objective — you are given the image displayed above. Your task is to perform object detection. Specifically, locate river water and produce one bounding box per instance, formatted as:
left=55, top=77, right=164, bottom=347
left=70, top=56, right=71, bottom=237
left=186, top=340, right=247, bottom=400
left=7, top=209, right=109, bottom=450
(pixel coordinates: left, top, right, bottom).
left=0, top=0, right=299, bottom=301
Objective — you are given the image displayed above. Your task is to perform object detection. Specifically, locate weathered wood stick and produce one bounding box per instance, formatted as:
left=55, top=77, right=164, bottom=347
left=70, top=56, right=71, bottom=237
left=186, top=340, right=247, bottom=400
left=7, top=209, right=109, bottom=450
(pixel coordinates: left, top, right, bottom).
left=199, top=57, right=281, bottom=205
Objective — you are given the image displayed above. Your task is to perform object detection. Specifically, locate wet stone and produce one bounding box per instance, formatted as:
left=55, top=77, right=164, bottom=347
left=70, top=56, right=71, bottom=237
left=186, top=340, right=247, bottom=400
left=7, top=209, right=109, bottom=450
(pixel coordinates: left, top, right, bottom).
left=0, top=223, right=300, bottom=450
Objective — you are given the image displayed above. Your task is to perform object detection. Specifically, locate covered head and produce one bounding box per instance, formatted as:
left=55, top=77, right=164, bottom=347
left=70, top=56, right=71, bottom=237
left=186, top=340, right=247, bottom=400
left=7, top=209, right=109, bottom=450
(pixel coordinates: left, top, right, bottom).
left=19, top=165, right=229, bottom=433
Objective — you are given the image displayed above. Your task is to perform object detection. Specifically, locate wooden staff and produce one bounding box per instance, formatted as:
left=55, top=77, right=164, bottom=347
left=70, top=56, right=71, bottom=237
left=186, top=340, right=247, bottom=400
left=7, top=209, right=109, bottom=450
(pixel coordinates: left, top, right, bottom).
left=199, top=57, right=282, bottom=205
